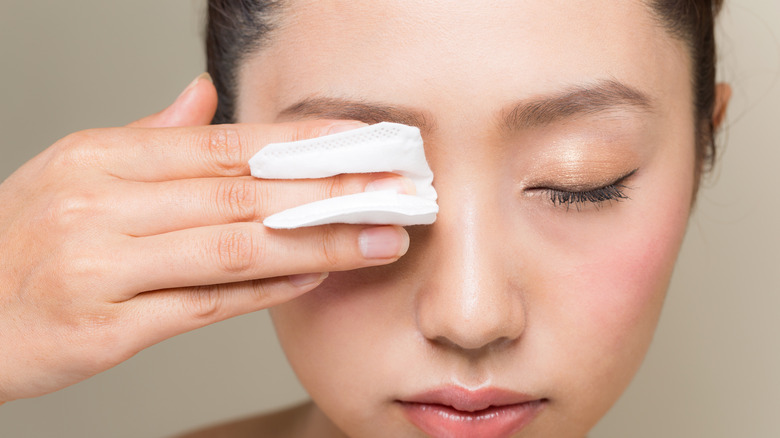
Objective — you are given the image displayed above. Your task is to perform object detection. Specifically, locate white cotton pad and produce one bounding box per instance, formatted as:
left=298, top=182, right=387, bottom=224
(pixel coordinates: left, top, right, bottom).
left=248, top=122, right=439, bottom=229
left=262, top=191, right=438, bottom=229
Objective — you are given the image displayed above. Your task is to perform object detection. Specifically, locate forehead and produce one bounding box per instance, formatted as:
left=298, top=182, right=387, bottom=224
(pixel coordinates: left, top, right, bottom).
left=238, top=0, right=688, bottom=121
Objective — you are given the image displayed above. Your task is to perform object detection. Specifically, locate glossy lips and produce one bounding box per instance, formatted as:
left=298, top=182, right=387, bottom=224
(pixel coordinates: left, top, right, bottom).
left=398, top=387, right=545, bottom=438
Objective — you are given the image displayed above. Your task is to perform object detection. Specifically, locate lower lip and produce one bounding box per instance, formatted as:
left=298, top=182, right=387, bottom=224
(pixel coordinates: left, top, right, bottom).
left=399, top=399, right=545, bottom=438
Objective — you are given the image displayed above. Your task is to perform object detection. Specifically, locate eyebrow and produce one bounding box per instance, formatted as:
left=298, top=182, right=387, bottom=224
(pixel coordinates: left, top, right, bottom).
left=278, top=98, right=437, bottom=135
left=501, top=79, right=653, bottom=131
left=276, top=79, right=653, bottom=135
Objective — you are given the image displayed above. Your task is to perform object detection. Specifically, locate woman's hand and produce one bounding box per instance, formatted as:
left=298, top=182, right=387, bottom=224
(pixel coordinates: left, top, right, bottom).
left=0, top=75, right=410, bottom=403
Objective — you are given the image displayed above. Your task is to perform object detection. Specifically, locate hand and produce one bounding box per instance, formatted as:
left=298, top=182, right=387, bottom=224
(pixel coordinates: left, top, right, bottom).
left=0, top=75, right=410, bottom=402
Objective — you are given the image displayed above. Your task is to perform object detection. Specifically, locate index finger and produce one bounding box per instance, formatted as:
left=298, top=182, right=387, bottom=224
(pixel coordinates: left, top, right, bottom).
left=103, top=120, right=367, bottom=181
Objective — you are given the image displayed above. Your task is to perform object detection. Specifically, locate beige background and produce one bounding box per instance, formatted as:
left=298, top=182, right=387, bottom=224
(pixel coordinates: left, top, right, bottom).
left=0, top=1, right=777, bottom=437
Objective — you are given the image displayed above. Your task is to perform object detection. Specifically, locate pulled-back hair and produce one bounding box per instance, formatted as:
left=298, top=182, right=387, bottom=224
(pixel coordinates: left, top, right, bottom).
left=646, top=0, right=724, bottom=176
left=206, top=0, right=724, bottom=176
left=206, top=0, right=284, bottom=126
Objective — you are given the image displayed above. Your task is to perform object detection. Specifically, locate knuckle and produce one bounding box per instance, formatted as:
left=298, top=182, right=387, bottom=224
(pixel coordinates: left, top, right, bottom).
left=45, top=191, right=98, bottom=229
left=269, top=122, right=325, bottom=144
left=72, top=309, right=120, bottom=335
left=57, top=252, right=104, bottom=290
left=50, top=129, right=104, bottom=170
left=289, top=121, right=333, bottom=142
left=61, top=319, right=127, bottom=373
left=321, top=174, right=348, bottom=200
left=185, top=285, right=223, bottom=320
left=43, top=255, right=111, bottom=328
left=61, top=253, right=97, bottom=277
left=214, top=228, right=262, bottom=274
left=57, top=129, right=96, bottom=150
left=318, top=225, right=342, bottom=268
left=248, top=280, right=272, bottom=305
left=203, top=127, right=246, bottom=175
left=216, top=179, right=262, bottom=222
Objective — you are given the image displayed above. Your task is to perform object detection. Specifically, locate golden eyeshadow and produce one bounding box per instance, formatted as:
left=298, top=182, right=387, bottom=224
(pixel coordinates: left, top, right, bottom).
left=521, top=141, right=641, bottom=189
left=528, top=161, right=637, bottom=191
left=514, top=116, right=649, bottom=188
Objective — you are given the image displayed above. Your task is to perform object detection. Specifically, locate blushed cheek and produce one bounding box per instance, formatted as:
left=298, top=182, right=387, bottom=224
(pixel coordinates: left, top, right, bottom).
left=580, top=225, right=680, bottom=343
left=595, top=182, right=694, bottom=347
left=553, top=198, right=691, bottom=395
left=521, top=177, right=690, bottom=423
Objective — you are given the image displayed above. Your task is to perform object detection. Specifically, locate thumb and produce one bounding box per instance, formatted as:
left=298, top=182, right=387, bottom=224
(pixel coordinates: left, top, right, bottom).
left=128, top=73, right=218, bottom=128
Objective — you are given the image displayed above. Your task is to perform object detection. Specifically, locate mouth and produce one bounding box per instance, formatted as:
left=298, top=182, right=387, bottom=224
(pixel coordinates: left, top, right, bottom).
left=397, top=387, right=547, bottom=438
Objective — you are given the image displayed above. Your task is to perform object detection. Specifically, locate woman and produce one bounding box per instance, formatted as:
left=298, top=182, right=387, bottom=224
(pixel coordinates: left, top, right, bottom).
left=0, top=1, right=731, bottom=437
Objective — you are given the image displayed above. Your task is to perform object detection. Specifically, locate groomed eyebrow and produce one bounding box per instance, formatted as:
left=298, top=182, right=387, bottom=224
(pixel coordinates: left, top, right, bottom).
left=500, top=79, right=653, bottom=131
left=276, top=79, right=652, bottom=135
left=277, top=98, right=436, bottom=135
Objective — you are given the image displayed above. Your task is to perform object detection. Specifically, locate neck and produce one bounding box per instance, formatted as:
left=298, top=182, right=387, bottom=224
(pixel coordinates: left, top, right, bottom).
left=296, top=401, right=349, bottom=438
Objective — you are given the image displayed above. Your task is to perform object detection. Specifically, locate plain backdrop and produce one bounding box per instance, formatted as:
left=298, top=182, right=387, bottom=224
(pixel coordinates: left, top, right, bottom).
left=0, top=1, right=778, bottom=437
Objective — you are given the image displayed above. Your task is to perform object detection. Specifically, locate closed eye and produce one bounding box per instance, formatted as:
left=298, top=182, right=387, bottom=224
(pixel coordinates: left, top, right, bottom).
left=537, top=168, right=637, bottom=211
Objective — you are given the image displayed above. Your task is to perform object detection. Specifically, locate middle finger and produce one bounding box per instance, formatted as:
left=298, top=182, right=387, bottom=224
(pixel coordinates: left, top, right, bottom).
left=114, top=173, right=413, bottom=236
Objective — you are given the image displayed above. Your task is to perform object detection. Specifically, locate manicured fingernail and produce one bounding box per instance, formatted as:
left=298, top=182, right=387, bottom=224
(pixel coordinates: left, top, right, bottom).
left=198, top=72, right=213, bottom=84
left=177, top=72, right=212, bottom=100
left=289, top=272, right=329, bottom=287
left=365, top=176, right=417, bottom=195
left=326, top=121, right=369, bottom=135
left=359, top=226, right=409, bottom=259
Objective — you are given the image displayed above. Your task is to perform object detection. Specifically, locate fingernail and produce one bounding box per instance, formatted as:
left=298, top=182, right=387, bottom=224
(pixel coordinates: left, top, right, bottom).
left=359, top=226, right=410, bottom=259
left=326, top=121, right=369, bottom=135
left=364, top=176, right=417, bottom=195
left=177, top=72, right=212, bottom=100
left=289, top=272, right=329, bottom=287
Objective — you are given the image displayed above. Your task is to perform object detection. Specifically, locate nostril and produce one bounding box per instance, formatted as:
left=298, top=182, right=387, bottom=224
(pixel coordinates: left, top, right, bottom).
left=428, top=333, right=519, bottom=354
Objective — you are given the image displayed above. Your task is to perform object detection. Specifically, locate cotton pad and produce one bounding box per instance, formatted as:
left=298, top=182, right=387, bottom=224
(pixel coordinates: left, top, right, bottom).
left=249, top=122, right=439, bottom=229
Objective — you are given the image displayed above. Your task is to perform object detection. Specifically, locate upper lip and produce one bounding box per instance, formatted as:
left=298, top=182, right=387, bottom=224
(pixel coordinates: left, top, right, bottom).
left=399, top=386, right=541, bottom=412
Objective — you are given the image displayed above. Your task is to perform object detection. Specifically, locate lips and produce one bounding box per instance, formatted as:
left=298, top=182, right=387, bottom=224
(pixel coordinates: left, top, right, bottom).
left=398, top=387, right=545, bottom=438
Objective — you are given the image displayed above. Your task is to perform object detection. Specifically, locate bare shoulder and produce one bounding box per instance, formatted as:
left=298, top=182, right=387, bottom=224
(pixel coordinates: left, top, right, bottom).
left=172, top=402, right=313, bottom=438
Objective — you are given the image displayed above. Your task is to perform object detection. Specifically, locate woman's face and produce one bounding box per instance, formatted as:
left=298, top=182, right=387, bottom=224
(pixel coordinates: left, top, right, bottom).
left=237, top=1, right=695, bottom=436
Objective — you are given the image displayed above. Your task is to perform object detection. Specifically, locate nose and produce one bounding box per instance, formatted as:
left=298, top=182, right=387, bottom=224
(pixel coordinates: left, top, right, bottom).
left=414, top=186, right=527, bottom=352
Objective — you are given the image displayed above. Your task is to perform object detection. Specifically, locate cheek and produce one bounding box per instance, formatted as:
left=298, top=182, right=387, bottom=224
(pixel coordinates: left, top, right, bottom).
left=530, top=162, right=693, bottom=421
left=271, top=270, right=387, bottom=366
left=270, top=266, right=411, bottom=420
left=270, top=134, right=695, bottom=433
left=561, top=216, right=682, bottom=348
left=586, top=166, right=693, bottom=351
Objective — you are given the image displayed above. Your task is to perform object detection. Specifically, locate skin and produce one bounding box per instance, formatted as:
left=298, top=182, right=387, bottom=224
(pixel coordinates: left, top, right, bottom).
left=0, top=66, right=411, bottom=401
left=223, top=0, right=727, bottom=437
left=0, top=0, right=731, bottom=436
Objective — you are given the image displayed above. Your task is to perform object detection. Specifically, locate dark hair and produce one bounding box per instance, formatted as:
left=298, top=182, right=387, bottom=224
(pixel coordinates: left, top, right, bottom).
left=206, top=0, right=284, bottom=125
left=206, top=0, right=724, bottom=176
left=646, top=0, right=725, bottom=179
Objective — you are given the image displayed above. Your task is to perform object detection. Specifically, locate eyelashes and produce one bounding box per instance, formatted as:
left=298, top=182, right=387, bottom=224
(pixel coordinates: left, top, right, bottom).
left=537, top=169, right=637, bottom=210
left=547, top=183, right=628, bottom=208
